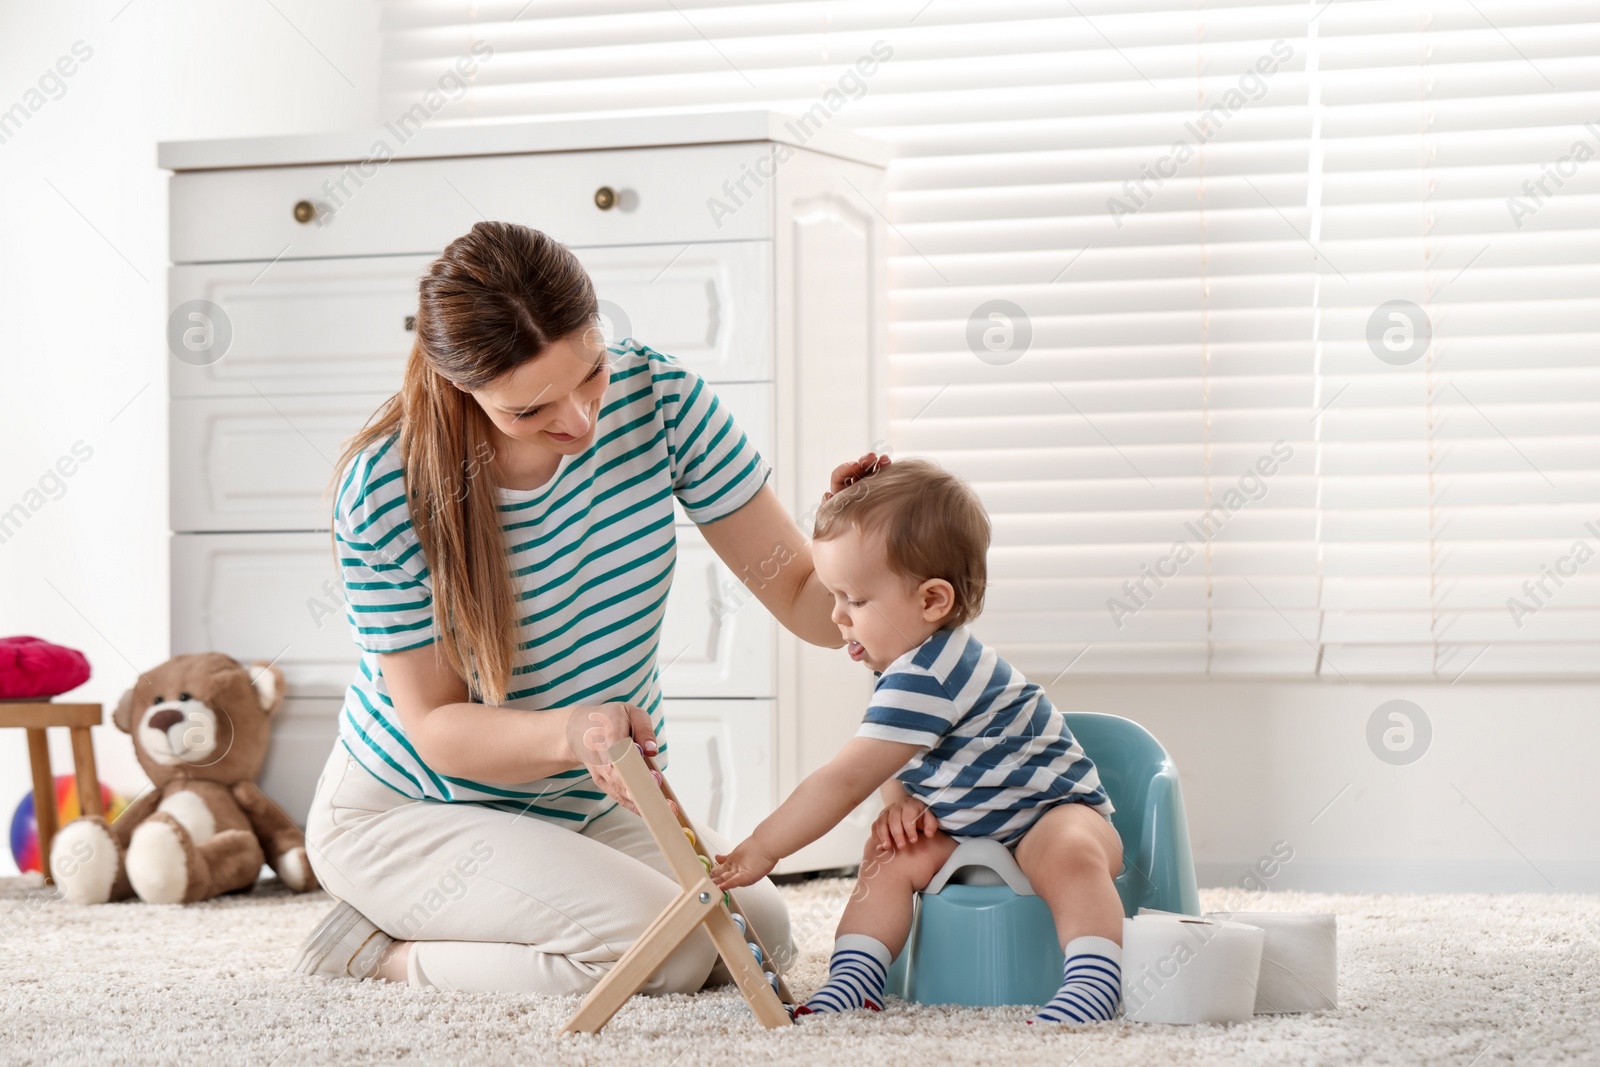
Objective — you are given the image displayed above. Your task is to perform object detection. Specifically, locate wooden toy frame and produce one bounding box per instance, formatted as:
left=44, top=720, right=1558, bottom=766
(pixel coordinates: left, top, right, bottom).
left=561, top=738, right=795, bottom=1033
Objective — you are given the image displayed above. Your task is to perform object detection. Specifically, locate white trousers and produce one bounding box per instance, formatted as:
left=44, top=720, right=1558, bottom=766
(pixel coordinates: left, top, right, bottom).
left=303, top=744, right=794, bottom=995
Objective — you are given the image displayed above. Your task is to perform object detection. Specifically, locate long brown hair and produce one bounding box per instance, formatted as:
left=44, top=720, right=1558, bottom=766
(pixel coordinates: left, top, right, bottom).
left=326, top=221, right=598, bottom=706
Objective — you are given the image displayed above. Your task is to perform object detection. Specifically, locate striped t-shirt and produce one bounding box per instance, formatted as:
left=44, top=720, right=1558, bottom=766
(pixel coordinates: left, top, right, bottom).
left=331, top=340, right=771, bottom=827
left=858, top=625, right=1114, bottom=846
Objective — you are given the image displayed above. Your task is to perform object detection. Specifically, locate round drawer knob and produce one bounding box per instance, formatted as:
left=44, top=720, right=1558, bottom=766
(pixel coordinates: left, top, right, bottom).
left=593, top=186, right=617, bottom=211
left=292, top=199, right=317, bottom=224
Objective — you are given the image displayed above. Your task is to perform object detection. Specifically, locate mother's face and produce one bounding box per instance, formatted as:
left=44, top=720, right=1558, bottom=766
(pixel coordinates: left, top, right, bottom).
left=461, top=328, right=612, bottom=454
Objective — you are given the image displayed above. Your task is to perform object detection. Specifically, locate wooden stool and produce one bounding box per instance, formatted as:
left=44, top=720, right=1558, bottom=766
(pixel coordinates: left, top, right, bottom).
left=0, top=702, right=103, bottom=884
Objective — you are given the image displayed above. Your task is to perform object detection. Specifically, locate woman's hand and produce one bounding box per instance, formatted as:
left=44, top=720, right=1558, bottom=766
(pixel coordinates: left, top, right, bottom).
left=824, top=451, right=891, bottom=502
left=566, top=702, right=658, bottom=816
left=872, top=794, right=938, bottom=852
left=712, top=837, right=779, bottom=890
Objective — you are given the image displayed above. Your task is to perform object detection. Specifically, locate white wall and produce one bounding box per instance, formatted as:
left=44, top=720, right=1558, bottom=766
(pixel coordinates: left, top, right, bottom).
left=1048, top=679, right=1600, bottom=892
left=0, top=0, right=381, bottom=876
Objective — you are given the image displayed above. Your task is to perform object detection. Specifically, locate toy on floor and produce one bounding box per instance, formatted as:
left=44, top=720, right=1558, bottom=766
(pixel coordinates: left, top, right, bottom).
left=9, top=776, right=128, bottom=874
left=47, top=653, right=320, bottom=905
left=561, top=738, right=794, bottom=1033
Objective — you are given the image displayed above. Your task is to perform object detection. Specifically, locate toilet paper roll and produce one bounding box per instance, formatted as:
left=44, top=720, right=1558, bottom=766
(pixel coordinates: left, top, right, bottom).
left=1121, top=914, right=1265, bottom=1025
left=1205, top=911, right=1337, bottom=1013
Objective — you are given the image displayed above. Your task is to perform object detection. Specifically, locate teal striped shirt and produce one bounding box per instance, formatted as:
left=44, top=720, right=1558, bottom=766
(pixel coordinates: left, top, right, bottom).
left=331, top=340, right=771, bottom=827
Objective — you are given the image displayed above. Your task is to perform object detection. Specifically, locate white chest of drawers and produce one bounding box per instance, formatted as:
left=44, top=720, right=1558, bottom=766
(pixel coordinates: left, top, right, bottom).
left=160, top=111, right=888, bottom=871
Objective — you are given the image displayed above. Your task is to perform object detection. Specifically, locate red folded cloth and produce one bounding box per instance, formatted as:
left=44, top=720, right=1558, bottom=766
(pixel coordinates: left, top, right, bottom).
left=0, top=635, right=92, bottom=700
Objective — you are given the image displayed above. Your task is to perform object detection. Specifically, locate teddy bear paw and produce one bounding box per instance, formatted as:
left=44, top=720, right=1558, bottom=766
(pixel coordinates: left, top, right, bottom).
left=50, top=817, right=122, bottom=905
left=126, top=813, right=197, bottom=905
left=276, top=846, right=317, bottom=892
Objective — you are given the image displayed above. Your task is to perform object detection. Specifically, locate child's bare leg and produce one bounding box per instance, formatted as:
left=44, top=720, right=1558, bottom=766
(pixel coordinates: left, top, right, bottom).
left=1014, top=802, right=1124, bottom=944
left=798, top=831, right=956, bottom=1016
left=838, top=831, right=958, bottom=956
left=1012, top=802, right=1125, bottom=1023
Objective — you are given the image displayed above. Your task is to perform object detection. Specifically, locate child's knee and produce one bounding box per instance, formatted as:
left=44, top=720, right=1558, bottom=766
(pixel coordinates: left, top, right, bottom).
left=1026, top=829, right=1118, bottom=882
left=857, top=835, right=889, bottom=867
left=858, top=834, right=953, bottom=890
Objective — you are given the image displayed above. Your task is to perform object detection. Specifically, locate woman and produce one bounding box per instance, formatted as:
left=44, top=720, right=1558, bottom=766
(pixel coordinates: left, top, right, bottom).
left=291, top=220, right=886, bottom=994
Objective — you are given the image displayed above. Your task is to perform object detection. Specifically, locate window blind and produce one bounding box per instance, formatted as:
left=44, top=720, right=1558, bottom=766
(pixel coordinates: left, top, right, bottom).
left=379, top=0, right=1600, bottom=680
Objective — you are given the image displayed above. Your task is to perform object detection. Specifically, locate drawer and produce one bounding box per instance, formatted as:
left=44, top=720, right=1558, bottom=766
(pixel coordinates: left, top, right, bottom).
left=659, top=698, right=774, bottom=845
left=171, top=393, right=389, bottom=532
left=170, top=383, right=772, bottom=533
left=168, top=242, right=772, bottom=399
left=257, top=696, right=342, bottom=829
left=661, top=522, right=776, bottom=698
left=171, top=532, right=358, bottom=697
left=578, top=242, right=771, bottom=382
left=169, top=143, right=773, bottom=264
left=168, top=257, right=427, bottom=398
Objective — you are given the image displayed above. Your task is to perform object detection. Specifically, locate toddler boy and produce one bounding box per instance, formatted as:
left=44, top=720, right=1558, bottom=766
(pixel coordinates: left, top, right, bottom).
left=712, top=457, right=1126, bottom=1024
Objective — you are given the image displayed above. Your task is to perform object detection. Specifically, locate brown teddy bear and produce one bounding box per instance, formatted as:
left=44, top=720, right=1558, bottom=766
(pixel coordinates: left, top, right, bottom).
left=48, top=652, right=319, bottom=905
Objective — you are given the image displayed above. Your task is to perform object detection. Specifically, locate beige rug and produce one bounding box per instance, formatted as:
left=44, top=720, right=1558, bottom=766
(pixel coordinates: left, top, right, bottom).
left=1, top=873, right=1597, bottom=1066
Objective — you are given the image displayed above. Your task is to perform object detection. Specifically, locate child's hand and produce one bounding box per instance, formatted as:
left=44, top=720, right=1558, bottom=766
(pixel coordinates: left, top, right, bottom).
left=712, top=838, right=778, bottom=890
left=872, top=795, right=938, bottom=852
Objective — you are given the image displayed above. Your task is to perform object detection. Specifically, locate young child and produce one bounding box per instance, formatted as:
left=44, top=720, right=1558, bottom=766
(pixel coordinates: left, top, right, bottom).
left=711, top=456, right=1126, bottom=1024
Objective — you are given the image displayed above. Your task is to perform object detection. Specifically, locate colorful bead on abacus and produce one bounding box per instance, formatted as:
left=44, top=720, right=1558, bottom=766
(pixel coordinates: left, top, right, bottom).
left=730, top=913, right=747, bottom=936
left=747, top=941, right=763, bottom=964
left=723, top=891, right=731, bottom=907
left=650, top=769, right=664, bottom=787
left=767, top=970, right=781, bottom=993
left=682, top=826, right=696, bottom=848
left=699, top=855, right=712, bottom=873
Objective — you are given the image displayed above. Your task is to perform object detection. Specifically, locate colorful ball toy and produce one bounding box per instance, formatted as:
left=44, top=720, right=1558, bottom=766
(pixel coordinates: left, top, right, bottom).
left=8, top=776, right=127, bottom=874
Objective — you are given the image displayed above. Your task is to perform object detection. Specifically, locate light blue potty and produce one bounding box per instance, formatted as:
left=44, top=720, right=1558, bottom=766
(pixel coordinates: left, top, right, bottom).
left=884, top=839, right=1061, bottom=1006
left=885, top=712, right=1202, bottom=1007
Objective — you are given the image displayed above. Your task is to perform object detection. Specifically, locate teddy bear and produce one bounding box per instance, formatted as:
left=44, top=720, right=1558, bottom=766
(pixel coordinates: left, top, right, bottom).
left=48, top=652, right=319, bottom=905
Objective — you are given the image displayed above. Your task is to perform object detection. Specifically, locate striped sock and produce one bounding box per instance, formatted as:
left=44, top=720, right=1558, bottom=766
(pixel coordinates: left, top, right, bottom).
left=795, top=934, right=890, bottom=1016
left=1028, top=936, right=1122, bottom=1024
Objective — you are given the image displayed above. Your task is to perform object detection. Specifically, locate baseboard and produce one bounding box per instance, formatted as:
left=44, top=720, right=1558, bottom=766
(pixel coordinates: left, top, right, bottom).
left=1197, top=858, right=1600, bottom=894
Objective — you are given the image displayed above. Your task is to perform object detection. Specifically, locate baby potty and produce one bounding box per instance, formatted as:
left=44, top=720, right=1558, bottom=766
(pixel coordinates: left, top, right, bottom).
left=884, top=839, right=1062, bottom=1006
left=885, top=712, right=1203, bottom=1007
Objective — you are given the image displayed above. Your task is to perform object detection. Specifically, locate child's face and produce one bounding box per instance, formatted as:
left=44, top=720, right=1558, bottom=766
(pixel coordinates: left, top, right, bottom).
left=812, top=525, right=955, bottom=673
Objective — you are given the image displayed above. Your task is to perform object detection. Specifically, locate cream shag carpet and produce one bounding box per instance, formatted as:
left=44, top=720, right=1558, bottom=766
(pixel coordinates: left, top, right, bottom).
left=1, top=874, right=1597, bottom=1066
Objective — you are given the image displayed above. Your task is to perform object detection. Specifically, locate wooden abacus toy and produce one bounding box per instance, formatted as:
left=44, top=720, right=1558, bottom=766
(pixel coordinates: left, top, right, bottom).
left=561, top=738, right=795, bottom=1033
